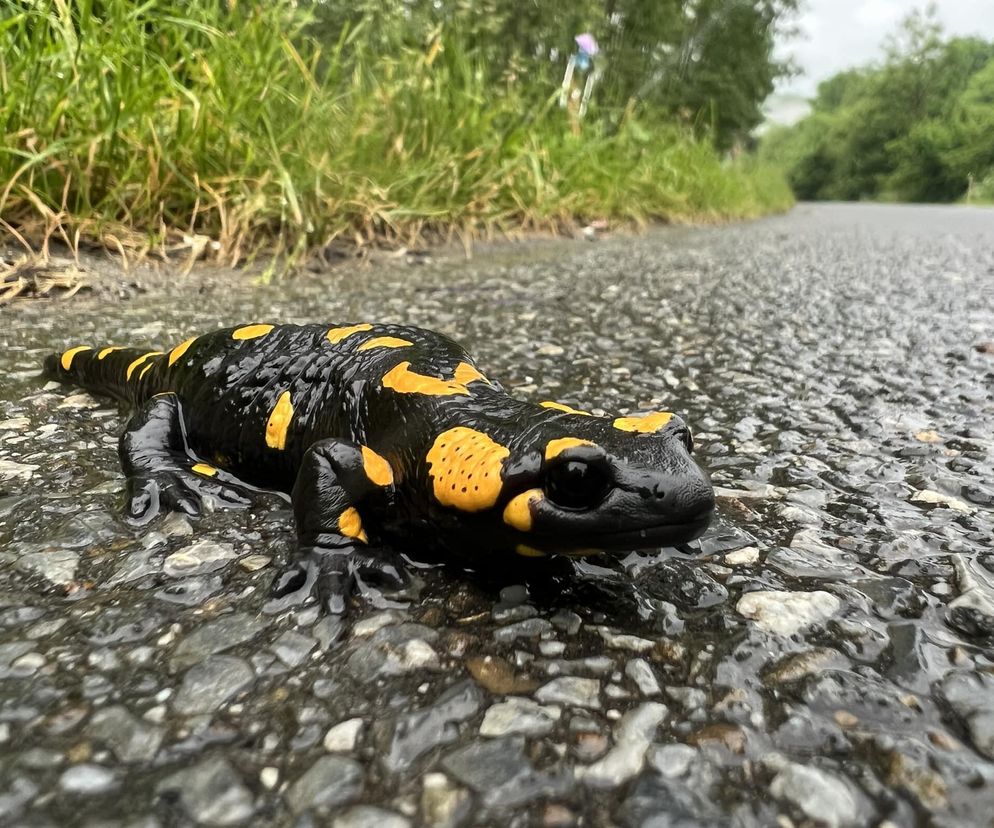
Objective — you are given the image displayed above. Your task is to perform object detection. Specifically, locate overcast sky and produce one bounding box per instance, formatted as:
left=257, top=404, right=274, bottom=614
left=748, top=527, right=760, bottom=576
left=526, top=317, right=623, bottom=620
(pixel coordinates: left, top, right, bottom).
left=776, top=0, right=994, bottom=98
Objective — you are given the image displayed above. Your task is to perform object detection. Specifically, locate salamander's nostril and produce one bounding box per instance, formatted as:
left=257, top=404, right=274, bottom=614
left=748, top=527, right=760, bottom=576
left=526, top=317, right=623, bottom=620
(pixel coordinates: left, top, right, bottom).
left=652, top=483, right=666, bottom=500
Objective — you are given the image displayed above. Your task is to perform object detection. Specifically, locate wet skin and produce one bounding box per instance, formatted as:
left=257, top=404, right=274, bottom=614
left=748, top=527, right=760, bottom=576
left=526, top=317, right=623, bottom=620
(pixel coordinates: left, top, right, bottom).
left=44, top=323, right=715, bottom=613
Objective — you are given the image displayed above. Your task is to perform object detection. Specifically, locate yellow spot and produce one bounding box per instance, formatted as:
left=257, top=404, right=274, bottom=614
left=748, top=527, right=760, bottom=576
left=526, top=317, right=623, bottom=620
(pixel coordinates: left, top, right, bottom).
left=192, top=463, right=218, bottom=477
left=168, top=336, right=197, bottom=366
left=97, top=346, right=123, bottom=360
left=382, top=361, right=487, bottom=397
left=540, top=401, right=591, bottom=416
left=453, top=362, right=489, bottom=386
left=516, top=544, right=547, bottom=558
left=613, top=411, right=674, bottom=433
left=544, top=437, right=596, bottom=461
left=357, top=336, right=413, bottom=352
left=426, top=427, right=509, bottom=511
left=60, top=346, right=91, bottom=371
left=126, top=352, right=163, bottom=380
left=338, top=507, right=368, bottom=543
left=327, top=323, right=373, bottom=344
left=361, top=446, right=394, bottom=487
left=138, top=362, right=155, bottom=380
left=232, top=324, right=274, bottom=340
left=503, top=488, right=543, bottom=532
left=265, top=391, right=294, bottom=450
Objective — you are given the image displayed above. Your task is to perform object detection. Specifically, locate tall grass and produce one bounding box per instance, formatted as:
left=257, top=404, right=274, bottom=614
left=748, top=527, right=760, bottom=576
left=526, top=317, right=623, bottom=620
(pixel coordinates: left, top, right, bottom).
left=0, top=1, right=792, bottom=262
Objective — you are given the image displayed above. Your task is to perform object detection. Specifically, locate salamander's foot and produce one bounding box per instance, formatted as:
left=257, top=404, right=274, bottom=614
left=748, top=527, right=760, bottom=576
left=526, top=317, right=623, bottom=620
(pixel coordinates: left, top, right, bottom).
left=124, top=467, right=255, bottom=524
left=263, top=545, right=411, bottom=616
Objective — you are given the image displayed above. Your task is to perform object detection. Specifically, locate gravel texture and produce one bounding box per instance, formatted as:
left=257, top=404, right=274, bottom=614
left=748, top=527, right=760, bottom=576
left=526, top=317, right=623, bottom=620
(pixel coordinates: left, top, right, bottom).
left=1, top=203, right=993, bottom=825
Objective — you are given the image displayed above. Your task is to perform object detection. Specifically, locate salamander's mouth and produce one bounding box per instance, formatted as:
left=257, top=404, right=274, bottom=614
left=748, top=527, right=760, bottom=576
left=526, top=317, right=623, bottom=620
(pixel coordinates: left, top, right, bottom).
left=526, top=508, right=713, bottom=557
left=583, top=511, right=713, bottom=550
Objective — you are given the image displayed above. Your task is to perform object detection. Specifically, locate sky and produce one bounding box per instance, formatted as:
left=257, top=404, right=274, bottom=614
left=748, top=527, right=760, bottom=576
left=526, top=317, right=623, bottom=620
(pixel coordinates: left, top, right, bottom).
left=767, top=0, right=994, bottom=123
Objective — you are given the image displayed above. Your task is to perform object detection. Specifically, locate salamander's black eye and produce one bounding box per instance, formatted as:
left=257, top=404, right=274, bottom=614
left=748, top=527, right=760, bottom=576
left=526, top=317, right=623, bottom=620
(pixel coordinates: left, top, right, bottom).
left=544, top=461, right=611, bottom=509
left=679, top=427, right=694, bottom=453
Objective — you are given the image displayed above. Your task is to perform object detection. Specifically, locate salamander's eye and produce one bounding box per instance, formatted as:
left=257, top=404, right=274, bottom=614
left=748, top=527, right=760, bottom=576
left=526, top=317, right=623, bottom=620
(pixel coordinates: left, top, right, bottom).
left=679, top=427, right=694, bottom=453
left=544, top=461, right=611, bottom=509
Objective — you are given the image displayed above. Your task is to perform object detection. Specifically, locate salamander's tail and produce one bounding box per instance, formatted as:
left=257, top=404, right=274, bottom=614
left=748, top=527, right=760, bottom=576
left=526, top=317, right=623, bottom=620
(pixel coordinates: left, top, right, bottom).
left=43, top=343, right=168, bottom=403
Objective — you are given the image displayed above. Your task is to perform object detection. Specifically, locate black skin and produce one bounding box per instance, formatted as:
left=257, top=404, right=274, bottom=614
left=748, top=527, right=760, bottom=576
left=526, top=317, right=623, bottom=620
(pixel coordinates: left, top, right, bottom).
left=44, top=323, right=715, bottom=615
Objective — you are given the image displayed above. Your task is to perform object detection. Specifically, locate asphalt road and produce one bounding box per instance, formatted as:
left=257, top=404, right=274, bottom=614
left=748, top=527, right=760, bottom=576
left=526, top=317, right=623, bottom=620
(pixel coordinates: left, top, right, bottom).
left=1, top=202, right=993, bottom=826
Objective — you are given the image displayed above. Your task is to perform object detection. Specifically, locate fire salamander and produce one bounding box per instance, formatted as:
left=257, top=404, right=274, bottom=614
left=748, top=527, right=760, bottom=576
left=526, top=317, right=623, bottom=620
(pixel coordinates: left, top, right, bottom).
left=44, top=323, right=715, bottom=614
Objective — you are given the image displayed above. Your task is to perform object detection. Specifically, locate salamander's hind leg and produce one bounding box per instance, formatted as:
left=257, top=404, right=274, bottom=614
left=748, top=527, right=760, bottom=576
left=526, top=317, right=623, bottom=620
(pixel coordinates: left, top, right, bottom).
left=119, top=393, right=255, bottom=522
left=265, top=439, right=408, bottom=616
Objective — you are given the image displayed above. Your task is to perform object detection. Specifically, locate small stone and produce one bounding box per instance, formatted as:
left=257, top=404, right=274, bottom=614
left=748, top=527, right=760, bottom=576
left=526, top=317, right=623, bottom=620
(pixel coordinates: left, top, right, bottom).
left=493, top=618, right=553, bottom=643
left=421, top=773, right=470, bottom=828
left=479, top=699, right=561, bottom=737
left=59, top=764, right=117, bottom=794
left=90, top=706, right=164, bottom=763
left=648, top=744, right=698, bottom=778
left=466, top=655, right=538, bottom=694
left=332, top=805, right=411, bottom=828
left=17, top=549, right=79, bottom=585
left=665, top=686, right=707, bottom=710
left=536, top=344, right=565, bottom=357
left=346, top=625, right=440, bottom=681
left=535, top=677, right=601, bottom=709
left=595, top=628, right=655, bottom=653
left=577, top=703, right=667, bottom=786
left=543, top=803, right=577, bottom=827
left=352, top=610, right=407, bottom=636
left=385, top=681, right=484, bottom=772
left=687, top=723, right=747, bottom=754
left=550, top=610, right=582, bottom=635
left=324, top=718, right=364, bottom=752
left=163, top=540, right=237, bottom=577
left=260, top=767, right=279, bottom=789
left=766, top=648, right=848, bottom=684
left=0, top=459, right=39, bottom=480
left=834, top=711, right=859, bottom=729
left=170, top=613, right=265, bottom=670
left=886, top=751, right=947, bottom=810
left=910, top=489, right=973, bottom=513
left=937, top=671, right=994, bottom=759
left=724, top=546, right=760, bottom=566
left=11, top=652, right=44, bottom=673
left=737, top=590, right=841, bottom=636
left=238, top=554, right=272, bottom=572
left=769, top=761, right=861, bottom=828
left=449, top=736, right=573, bottom=807
left=572, top=731, right=609, bottom=761
left=625, top=659, right=661, bottom=696
left=286, top=756, right=363, bottom=814
left=159, top=512, right=194, bottom=537
left=273, top=630, right=317, bottom=667
left=157, top=757, right=254, bottom=825
left=173, top=656, right=254, bottom=715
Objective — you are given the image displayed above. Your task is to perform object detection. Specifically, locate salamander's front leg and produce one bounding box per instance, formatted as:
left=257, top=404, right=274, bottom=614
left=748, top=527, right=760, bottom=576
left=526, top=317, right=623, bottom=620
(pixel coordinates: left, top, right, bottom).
left=266, top=439, right=408, bottom=615
left=119, top=393, right=254, bottom=522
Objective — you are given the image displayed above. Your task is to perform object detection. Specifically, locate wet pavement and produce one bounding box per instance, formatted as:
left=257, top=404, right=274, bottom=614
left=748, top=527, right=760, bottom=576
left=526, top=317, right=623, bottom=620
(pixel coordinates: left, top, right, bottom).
left=1, top=202, right=993, bottom=827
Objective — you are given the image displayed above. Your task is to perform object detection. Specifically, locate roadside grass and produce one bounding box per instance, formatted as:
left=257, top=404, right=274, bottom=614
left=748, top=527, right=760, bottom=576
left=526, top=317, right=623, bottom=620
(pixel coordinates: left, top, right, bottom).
left=0, top=1, right=792, bottom=269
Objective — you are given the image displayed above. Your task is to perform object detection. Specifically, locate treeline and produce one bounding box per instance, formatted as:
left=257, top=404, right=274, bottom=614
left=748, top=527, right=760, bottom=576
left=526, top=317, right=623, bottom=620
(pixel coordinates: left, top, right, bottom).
left=761, top=11, right=994, bottom=203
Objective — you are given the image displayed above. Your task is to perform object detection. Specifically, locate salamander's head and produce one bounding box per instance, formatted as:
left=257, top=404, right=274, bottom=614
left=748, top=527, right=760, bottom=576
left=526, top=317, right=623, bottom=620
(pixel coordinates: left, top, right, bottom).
left=425, top=404, right=715, bottom=558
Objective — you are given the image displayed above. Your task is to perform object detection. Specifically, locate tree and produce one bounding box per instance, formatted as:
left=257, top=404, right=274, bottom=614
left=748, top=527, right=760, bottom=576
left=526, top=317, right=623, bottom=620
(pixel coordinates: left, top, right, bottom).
left=761, top=8, right=994, bottom=203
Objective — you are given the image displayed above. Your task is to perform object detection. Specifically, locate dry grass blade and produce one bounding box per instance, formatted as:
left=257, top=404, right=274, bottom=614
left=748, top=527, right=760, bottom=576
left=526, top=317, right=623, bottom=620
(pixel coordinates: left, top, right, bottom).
left=0, top=255, right=89, bottom=306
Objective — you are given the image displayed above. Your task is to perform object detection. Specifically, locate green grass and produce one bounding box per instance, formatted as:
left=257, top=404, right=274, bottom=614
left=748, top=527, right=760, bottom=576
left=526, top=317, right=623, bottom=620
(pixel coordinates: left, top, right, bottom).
left=0, top=1, right=792, bottom=264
